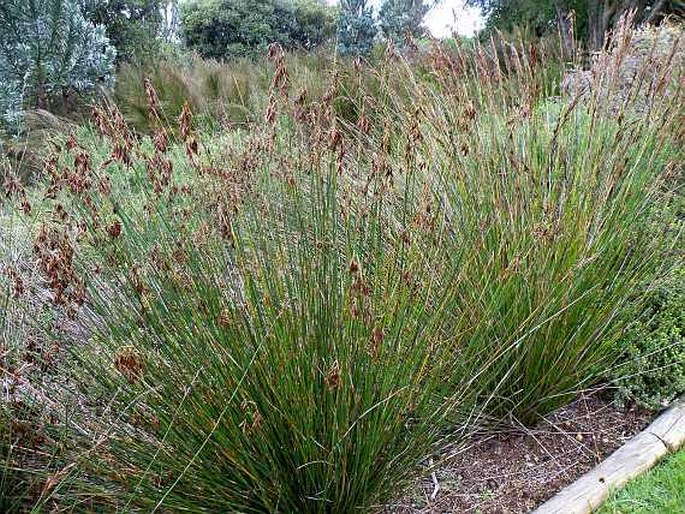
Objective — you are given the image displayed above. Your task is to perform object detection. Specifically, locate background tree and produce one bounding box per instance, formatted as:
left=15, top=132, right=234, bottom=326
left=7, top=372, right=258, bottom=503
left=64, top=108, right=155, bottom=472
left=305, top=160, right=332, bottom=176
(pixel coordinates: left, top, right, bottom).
left=82, top=0, right=165, bottom=64
left=468, top=0, right=683, bottom=49
left=181, top=0, right=336, bottom=60
left=0, top=0, right=115, bottom=133
left=378, top=0, right=431, bottom=44
left=337, top=0, right=377, bottom=56
left=289, top=0, right=339, bottom=51
left=583, top=0, right=683, bottom=50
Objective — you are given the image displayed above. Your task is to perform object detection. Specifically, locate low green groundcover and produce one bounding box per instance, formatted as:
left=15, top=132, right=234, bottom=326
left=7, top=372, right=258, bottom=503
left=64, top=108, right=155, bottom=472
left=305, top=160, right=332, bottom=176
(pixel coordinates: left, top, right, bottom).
left=599, top=450, right=685, bottom=513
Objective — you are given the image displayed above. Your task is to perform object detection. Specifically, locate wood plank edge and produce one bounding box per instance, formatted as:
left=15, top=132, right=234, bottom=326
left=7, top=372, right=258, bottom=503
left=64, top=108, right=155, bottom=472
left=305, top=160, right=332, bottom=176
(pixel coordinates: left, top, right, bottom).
left=531, top=395, right=685, bottom=514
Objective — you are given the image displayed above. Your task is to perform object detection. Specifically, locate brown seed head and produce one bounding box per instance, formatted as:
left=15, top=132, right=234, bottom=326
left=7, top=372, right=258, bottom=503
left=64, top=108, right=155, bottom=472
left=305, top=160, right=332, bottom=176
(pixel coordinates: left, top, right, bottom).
left=144, top=78, right=162, bottom=120
left=107, top=220, right=122, bottom=240
left=369, top=326, right=384, bottom=357
left=324, top=360, right=341, bottom=391
left=179, top=101, right=194, bottom=140
left=114, top=347, right=146, bottom=384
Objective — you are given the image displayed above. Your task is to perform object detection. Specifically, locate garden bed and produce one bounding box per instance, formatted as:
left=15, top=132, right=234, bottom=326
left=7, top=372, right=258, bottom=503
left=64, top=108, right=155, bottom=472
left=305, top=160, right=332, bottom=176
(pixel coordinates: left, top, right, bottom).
left=388, top=390, right=654, bottom=513
left=2, top=16, right=683, bottom=512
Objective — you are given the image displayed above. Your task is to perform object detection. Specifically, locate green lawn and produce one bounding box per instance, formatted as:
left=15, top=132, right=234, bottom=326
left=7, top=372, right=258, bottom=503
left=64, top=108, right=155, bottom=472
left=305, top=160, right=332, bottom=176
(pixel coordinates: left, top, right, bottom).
left=598, top=450, right=685, bottom=513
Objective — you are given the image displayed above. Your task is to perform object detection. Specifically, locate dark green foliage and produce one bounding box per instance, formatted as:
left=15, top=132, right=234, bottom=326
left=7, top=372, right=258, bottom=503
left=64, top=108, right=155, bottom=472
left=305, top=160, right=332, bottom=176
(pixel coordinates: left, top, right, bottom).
left=84, top=0, right=166, bottom=64
left=614, top=191, right=685, bottom=410
left=181, top=0, right=336, bottom=60
left=378, top=0, right=430, bottom=44
left=468, top=0, right=684, bottom=48
left=337, top=0, right=377, bottom=56
left=288, top=0, right=339, bottom=51
left=468, top=0, right=573, bottom=36
left=0, top=82, right=23, bottom=136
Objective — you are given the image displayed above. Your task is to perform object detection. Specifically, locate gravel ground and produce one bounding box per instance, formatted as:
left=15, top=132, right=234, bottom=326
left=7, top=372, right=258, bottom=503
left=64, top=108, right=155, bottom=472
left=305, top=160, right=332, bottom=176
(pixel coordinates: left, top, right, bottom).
left=386, top=390, right=653, bottom=514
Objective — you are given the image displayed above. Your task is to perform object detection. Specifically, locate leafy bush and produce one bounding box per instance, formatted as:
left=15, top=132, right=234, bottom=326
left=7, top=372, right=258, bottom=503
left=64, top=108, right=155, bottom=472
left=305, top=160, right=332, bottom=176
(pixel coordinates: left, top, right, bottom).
left=613, top=195, right=685, bottom=410
left=182, top=0, right=336, bottom=60
left=0, top=82, right=24, bottom=136
left=378, top=0, right=429, bottom=44
left=468, top=0, right=681, bottom=50
left=83, top=0, right=166, bottom=64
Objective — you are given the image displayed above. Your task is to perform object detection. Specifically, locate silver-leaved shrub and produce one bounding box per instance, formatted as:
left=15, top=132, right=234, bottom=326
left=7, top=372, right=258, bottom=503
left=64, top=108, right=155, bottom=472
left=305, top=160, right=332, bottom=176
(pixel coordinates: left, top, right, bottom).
left=0, top=0, right=116, bottom=134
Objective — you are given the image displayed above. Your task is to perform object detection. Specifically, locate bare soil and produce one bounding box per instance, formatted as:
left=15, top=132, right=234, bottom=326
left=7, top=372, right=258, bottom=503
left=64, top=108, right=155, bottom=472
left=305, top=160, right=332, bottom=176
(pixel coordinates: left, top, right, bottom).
left=387, top=390, right=653, bottom=514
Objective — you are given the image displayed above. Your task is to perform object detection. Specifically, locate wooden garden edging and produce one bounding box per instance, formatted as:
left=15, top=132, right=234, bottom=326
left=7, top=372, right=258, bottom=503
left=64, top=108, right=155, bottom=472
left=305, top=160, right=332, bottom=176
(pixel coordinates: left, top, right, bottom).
left=532, top=396, right=685, bottom=514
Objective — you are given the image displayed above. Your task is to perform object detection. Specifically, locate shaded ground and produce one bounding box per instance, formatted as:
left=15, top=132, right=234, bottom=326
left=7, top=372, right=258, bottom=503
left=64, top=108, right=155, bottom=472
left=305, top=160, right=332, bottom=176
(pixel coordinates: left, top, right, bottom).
left=387, top=391, right=654, bottom=514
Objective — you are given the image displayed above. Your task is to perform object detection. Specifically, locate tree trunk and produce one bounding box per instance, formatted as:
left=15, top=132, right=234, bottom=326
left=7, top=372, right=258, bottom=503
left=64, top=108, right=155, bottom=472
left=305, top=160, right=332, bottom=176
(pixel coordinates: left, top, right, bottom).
left=588, top=2, right=607, bottom=51
left=553, top=2, right=575, bottom=59
left=588, top=0, right=651, bottom=51
left=644, top=0, right=669, bottom=24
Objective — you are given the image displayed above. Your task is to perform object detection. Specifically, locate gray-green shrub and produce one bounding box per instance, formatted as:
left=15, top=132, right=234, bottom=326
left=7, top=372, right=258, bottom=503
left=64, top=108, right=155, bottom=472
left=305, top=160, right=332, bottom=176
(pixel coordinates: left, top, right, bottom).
left=0, top=0, right=115, bottom=133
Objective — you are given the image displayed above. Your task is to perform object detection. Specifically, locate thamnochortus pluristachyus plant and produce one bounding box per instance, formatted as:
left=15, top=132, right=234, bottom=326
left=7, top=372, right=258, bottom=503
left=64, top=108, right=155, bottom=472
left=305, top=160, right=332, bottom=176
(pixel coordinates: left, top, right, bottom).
left=2, top=23, right=682, bottom=510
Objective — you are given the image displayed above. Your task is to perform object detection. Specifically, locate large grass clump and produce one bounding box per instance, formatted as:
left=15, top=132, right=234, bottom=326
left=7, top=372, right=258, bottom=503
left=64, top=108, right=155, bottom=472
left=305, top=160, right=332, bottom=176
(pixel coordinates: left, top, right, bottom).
left=2, top=24, right=683, bottom=511
left=18, top=84, right=472, bottom=510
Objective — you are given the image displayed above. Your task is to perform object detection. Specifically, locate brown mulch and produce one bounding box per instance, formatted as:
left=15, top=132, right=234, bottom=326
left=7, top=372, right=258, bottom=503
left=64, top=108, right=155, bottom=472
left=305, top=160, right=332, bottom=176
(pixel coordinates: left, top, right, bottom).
left=387, top=390, right=654, bottom=514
